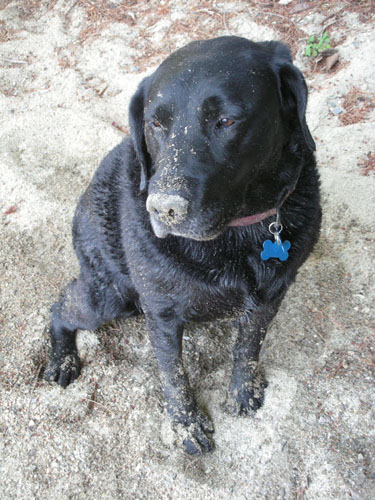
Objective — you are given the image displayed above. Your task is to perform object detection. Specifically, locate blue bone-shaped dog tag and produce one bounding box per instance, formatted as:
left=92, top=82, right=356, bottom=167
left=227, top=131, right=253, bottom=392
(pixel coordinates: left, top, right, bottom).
left=261, top=238, right=291, bottom=262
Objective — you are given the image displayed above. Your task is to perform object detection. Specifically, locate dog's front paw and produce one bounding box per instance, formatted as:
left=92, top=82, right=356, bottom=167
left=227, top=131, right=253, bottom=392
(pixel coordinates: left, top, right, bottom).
left=45, top=353, right=81, bottom=388
left=227, top=375, right=267, bottom=416
left=173, top=410, right=214, bottom=455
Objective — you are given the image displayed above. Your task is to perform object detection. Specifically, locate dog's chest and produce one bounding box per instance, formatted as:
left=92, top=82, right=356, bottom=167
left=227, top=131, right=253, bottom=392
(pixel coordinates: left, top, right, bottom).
left=171, top=266, right=255, bottom=322
left=183, top=285, right=250, bottom=322
left=130, top=255, right=254, bottom=321
left=125, top=229, right=257, bottom=322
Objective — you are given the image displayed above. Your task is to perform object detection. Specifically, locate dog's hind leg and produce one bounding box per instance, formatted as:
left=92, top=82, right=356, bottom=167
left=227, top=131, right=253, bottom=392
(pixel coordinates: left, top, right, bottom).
left=44, top=277, right=104, bottom=387
left=45, top=275, right=139, bottom=387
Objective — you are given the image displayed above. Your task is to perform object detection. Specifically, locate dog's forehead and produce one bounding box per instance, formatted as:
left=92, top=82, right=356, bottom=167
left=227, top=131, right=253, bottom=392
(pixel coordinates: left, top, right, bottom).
left=146, top=50, right=274, bottom=110
left=148, top=38, right=272, bottom=91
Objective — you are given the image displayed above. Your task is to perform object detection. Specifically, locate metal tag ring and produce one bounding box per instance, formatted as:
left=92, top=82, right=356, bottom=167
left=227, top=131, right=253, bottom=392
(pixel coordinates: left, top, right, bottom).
left=269, top=221, right=283, bottom=235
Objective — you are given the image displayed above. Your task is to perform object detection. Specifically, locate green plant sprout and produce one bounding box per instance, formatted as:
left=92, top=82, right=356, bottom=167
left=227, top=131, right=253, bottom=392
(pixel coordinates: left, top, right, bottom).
left=305, top=32, right=331, bottom=57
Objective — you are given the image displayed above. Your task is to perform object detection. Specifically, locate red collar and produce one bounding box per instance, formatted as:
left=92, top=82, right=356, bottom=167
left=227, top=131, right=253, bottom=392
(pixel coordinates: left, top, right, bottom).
left=228, top=208, right=276, bottom=227
left=228, top=181, right=299, bottom=227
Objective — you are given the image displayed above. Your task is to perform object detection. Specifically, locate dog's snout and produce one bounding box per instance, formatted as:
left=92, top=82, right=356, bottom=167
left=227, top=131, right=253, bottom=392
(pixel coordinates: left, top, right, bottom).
left=146, top=193, right=189, bottom=225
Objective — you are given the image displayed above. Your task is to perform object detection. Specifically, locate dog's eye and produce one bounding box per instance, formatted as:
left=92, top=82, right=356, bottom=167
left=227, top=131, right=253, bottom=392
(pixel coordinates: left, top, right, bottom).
left=216, top=118, right=235, bottom=129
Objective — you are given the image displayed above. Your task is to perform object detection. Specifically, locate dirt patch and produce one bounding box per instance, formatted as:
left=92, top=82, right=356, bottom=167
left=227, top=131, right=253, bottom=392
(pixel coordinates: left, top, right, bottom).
left=338, top=87, right=375, bottom=126
left=360, top=152, right=375, bottom=177
left=0, top=1, right=374, bottom=499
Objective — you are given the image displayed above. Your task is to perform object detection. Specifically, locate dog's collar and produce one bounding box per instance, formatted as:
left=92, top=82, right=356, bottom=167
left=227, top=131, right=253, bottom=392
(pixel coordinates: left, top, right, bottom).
left=228, top=208, right=276, bottom=227
left=228, top=180, right=299, bottom=227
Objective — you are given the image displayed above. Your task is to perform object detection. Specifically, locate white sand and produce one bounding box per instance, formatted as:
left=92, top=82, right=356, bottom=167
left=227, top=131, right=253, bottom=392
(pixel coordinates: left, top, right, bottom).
left=1, top=1, right=374, bottom=498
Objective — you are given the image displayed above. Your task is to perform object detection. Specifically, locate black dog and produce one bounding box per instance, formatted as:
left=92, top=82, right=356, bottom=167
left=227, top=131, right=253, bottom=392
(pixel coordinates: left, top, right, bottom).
left=45, top=36, right=321, bottom=454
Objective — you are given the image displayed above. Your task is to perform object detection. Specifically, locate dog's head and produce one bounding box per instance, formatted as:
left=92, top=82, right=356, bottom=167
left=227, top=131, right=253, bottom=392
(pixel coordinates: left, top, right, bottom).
left=129, top=36, right=315, bottom=240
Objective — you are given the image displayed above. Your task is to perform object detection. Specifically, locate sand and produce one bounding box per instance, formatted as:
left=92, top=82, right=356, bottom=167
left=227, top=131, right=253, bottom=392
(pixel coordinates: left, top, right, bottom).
left=1, top=1, right=374, bottom=499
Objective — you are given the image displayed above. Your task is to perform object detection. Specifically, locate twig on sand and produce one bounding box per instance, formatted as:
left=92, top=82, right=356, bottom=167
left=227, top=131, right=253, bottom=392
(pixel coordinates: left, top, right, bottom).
left=27, top=364, right=43, bottom=417
left=0, top=57, right=28, bottom=64
left=66, top=0, right=79, bottom=19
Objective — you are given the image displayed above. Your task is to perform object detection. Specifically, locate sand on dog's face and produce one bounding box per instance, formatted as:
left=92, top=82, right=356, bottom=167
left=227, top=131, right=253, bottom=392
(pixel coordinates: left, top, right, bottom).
left=1, top=2, right=375, bottom=499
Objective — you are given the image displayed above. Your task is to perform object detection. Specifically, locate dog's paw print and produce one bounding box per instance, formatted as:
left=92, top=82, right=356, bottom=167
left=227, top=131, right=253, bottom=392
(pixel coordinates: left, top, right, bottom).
left=261, top=239, right=291, bottom=261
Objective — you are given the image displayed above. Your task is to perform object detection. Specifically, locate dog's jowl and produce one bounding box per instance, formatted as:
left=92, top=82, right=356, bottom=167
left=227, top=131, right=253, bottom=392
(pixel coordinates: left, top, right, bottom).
left=45, top=36, right=321, bottom=454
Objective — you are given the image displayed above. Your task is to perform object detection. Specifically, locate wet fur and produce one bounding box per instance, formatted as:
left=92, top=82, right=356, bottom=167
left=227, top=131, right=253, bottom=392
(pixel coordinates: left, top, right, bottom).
left=45, top=37, right=321, bottom=454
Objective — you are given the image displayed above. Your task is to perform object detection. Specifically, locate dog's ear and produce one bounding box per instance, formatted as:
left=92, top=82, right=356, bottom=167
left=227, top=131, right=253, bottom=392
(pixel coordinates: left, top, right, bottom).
left=264, top=41, right=315, bottom=152
left=129, top=77, right=151, bottom=192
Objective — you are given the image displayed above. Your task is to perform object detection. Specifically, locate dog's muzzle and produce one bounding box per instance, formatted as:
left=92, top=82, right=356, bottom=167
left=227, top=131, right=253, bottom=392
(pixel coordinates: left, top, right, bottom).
left=146, top=193, right=190, bottom=227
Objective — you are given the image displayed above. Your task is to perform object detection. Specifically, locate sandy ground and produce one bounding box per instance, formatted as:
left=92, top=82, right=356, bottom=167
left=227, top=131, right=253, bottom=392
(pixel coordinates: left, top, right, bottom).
left=1, top=1, right=375, bottom=499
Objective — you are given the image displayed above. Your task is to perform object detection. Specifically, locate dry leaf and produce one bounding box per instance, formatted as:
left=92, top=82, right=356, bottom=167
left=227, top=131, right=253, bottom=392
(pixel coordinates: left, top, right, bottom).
left=326, top=52, right=339, bottom=70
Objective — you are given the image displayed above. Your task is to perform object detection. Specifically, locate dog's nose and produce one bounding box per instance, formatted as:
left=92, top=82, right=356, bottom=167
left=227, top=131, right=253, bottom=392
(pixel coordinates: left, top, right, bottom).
left=146, top=193, right=189, bottom=225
